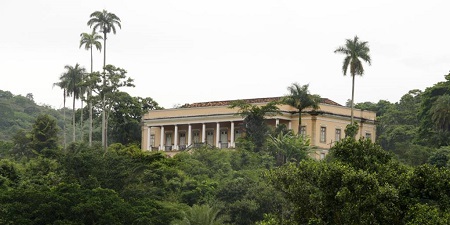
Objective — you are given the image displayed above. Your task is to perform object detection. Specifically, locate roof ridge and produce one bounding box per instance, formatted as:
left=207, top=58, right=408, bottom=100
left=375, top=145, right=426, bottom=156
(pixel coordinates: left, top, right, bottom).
left=180, top=96, right=341, bottom=108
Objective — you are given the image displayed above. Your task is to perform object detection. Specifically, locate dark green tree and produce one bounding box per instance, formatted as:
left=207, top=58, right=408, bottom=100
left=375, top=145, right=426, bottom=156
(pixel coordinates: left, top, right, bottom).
left=171, top=204, right=226, bottom=225
left=109, top=92, right=161, bottom=145
left=267, top=131, right=310, bottom=165
left=30, top=114, right=59, bottom=154
left=229, top=100, right=280, bottom=152
left=431, top=94, right=450, bottom=132
left=428, top=146, right=450, bottom=168
left=83, top=65, right=134, bottom=151
left=418, top=74, right=450, bottom=147
left=268, top=139, right=408, bottom=225
left=283, top=83, right=320, bottom=134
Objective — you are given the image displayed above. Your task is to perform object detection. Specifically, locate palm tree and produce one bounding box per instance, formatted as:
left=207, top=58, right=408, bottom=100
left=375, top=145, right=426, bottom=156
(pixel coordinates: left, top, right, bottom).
left=334, top=36, right=371, bottom=124
left=87, top=9, right=121, bottom=149
left=60, top=64, right=86, bottom=142
left=431, top=94, right=450, bottom=132
left=230, top=100, right=280, bottom=152
left=53, top=79, right=68, bottom=150
left=283, top=83, right=321, bottom=134
left=80, top=31, right=102, bottom=146
left=171, top=204, right=225, bottom=225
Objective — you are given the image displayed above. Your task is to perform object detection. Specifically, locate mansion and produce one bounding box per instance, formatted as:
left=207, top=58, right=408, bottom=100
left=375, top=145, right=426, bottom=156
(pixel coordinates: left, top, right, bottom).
left=141, top=97, right=376, bottom=158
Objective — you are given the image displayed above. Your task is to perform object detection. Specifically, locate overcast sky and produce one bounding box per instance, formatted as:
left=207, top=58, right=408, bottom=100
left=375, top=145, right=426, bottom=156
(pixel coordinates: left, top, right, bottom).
left=1, top=0, right=449, bottom=109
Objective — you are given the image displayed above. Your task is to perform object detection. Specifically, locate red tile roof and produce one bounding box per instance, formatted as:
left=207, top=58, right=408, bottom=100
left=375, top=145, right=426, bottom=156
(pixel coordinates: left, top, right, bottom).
left=180, top=97, right=342, bottom=108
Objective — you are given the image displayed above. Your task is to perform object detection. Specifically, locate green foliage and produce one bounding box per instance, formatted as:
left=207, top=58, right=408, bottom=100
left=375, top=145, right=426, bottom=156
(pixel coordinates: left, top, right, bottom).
left=83, top=65, right=135, bottom=150
left=0, top=89, right=65, bottom=141
left=428, top=146, right=450, bottom=168
left=268, top=138, right=450, bottom=224
left=418, top=74, right=450, bottom=147
left=230, top=100, right=280, bottom=152
left=283, top=83, right=321, bottom=134
left=329, top=138, right=392, bottom=171
left=404, top=203, right=450, bottom=225
left=267, top=130, right=310, bottom=165
left=344, top=121, right=359, bottom=138
left=171, top=204, right=226, bottom=225
left=0, top=140, right=13, bottom=157
left=30, top=114, right=60, bottom=155
left=108, top=92, right=161, bottom=145
left=0, top=159, right=20, bottom=189
left=269, top=160, right=402, bottom=224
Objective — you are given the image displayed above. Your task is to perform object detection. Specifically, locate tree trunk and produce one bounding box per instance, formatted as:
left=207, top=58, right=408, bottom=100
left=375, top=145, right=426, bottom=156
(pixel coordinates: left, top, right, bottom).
left=89, top=46, right=93, bottom=147
left=63, top=90, right=66, bottom=151
left=80, top=77, right=84, bottom=142
left=298, top=110, right=302, bottom=134
left=101, top=31, right=107, bottom=150
left=351, top=74, right=355, bottom=124
left=102, top=94, right=106, bottom=152
left=73, top=91, right=76, bottom=143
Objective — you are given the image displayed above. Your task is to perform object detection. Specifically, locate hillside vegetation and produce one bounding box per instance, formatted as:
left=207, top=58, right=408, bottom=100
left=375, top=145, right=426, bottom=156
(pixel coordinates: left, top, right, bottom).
left=0, top=90, right=67, bottom=141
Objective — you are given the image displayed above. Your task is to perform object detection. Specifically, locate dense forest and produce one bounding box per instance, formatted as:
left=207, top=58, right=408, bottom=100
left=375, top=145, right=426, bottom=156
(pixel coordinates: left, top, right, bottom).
left=0, top=73, right=449, bottom=224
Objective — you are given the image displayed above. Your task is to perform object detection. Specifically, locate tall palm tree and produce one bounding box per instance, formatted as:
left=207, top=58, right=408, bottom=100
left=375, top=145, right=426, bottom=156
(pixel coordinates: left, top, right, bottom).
left=431, top=94, right=450, bottom=132
left=80, top=31, right=102, bottom=146
left=334, top=36, right=371, bottom=124
left=60, top=64, right=86, bottom=142
left=53, top=79, right=68, bottom=150
left=87, top=9, right=121, bottom=149
left=283, top=83, right=321, bottom=134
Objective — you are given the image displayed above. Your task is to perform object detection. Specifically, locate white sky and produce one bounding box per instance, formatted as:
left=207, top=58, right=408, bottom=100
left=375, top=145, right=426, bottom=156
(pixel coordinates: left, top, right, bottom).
left=1, top=0, right=449, bottom=109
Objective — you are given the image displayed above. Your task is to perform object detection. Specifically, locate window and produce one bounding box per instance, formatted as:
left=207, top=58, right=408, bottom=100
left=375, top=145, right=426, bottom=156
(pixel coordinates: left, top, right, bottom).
left=150, top=134, right=155, bottom=147
left=235, top=130, right=241, bottom=140
left=300, top=126, right=306, bottom=136
left=165, top=133, right=172, bottom=146
left=193, top=131, right=200, bottom=143
left=165, top=133, right=173, bottom=151
left=206, top=130, right=214, bottom=145
left=335, top=129, right=341, bottom=142
left=365, top=132, right=372, bottom=140
left=179, top=133, right=186, bottom=145
left=320, top=153, right=326, bottom=160
left=320, top=127, right=326, bottom=143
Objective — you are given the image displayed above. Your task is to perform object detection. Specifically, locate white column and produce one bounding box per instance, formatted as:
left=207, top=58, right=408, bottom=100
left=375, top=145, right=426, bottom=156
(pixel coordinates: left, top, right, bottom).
left=276, top=119, right=280, bottom=127
left=188, top=124, right=192, bottom=146
left=174, top=125, right=178, bottom=150
left=202, top=123, right=206, bottom=143
left=288, top=121, right=292, bottom=130
left=160, top=126, right=164, bottom=151
left=230, top=122, right=235, bottom=148
left=147, top=127, right=151, bottom=150
left=216, top=122, right=220, bottom=148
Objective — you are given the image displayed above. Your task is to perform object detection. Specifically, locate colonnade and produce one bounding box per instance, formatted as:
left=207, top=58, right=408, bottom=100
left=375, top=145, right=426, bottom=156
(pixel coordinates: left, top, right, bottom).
left=147, top=119, right=292, bottom=151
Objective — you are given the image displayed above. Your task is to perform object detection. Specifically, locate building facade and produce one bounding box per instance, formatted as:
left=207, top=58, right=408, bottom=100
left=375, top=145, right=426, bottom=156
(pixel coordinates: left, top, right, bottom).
left=141, top=97, right=376, bottom=158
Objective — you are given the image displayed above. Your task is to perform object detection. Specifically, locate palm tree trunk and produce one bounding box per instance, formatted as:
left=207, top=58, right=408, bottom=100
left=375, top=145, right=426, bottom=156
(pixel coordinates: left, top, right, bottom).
left=73, top=92, right=76, bottom=142
left=101, top=31, right=107, bottom=151
left=102, top=94, right=106, bottom=152
left=63, top=90, right=66, bottom=151
left=102, top=30, right=106, bottom=149
left=351, top=74, right=355, bottom=124
left=89, top=46, right=93, bottom=147
left=80, top=94, right=83, bottom=142
left=298, top=110, right=302, bottom=134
